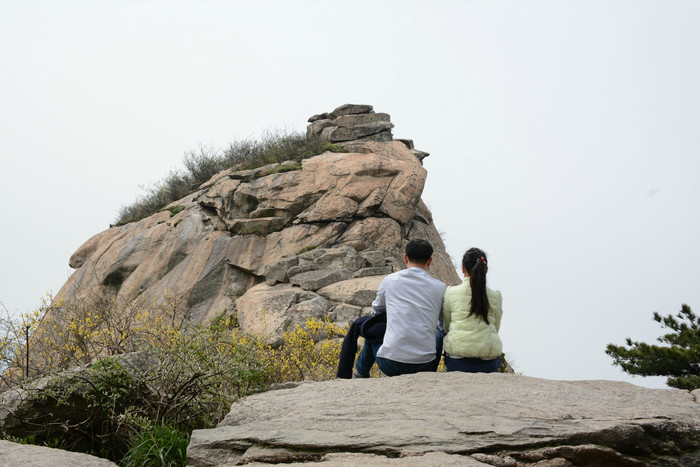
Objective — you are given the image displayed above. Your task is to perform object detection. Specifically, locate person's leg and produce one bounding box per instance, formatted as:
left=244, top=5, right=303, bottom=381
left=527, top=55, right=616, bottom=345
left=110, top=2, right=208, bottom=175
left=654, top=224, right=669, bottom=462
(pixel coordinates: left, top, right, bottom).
left=445, top=355, right=500, bottom=373
left=355, top=339, right=381, bottom=376
left=375, top=331, right=445, bottom=376
left=376, top=357, right=408, bottom=376
left=376, top=356, right=440, bottom=376
left=444, top=355, right=458, bottom=372
left=483, top=356, right=500, bottom=373
left=435, top=330, right=444, bottom=359
left=428, top=330, right=444, bottom=372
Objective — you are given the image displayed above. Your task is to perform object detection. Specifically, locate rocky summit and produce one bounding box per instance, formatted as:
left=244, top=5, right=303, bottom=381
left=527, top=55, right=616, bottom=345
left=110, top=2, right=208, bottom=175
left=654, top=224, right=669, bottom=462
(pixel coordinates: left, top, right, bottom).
left=54, top=104, right=459, bottom=344
left=187, top=373, right=700, bottom=466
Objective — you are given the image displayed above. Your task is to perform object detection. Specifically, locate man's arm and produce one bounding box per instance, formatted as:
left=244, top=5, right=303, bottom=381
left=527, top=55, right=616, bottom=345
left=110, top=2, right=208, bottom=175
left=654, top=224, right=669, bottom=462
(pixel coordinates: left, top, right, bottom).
left=371, top=279, right=387, bottom=316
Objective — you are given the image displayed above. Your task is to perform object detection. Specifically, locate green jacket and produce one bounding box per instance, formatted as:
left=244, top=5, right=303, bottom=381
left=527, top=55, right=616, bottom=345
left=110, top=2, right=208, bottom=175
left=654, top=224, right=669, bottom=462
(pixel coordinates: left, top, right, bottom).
left=442, top=279, right=503, bottom=359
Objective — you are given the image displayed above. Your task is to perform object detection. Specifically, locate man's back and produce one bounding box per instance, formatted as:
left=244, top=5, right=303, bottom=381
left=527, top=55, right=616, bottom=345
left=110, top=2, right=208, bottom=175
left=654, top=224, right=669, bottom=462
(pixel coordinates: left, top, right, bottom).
left=374, top=267, right=446, bottom=364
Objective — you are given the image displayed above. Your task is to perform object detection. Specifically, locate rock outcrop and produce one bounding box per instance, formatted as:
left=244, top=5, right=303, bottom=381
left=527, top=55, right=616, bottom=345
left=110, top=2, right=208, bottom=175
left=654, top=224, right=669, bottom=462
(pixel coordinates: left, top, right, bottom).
left=187, top=373, right=700, bottom=466
left=0, top=440, right=117, bottom=467
left=307, top=104, right=429, bottom=161
left=53, top=105, right=459, bottom=344
left=308, top=103, right=394, bottom=144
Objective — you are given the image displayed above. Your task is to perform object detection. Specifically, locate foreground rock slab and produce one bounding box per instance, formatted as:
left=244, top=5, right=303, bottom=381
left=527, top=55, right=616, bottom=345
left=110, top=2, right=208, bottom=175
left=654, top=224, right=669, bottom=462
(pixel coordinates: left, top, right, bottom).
left=0, top=440, right=117, bottom=467
left=187, top=373, right=700, bottom=466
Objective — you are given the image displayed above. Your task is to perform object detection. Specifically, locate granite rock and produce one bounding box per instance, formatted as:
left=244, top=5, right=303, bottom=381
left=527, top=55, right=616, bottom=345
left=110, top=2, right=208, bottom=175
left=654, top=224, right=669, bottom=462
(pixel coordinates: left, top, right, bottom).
left=0, top=440, right=117, bottom=467
left=187, top=373, right=700, bottom=466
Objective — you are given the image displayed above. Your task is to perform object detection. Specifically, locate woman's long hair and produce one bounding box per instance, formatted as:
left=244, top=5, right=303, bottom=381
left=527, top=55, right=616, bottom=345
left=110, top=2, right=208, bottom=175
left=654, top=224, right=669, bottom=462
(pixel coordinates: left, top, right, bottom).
left=463, top=248, right=490, bottom=324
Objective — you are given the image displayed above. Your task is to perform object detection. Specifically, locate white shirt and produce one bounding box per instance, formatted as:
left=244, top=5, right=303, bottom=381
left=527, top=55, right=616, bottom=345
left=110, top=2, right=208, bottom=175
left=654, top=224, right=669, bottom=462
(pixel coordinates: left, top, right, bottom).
left=373, top=267, right=446, bottom=364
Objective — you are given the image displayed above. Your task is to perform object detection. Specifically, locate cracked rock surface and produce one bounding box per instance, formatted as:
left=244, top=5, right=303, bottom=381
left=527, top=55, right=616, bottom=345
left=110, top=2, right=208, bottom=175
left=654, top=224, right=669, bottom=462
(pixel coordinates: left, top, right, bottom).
left=187, top=372, right=700, bottom=466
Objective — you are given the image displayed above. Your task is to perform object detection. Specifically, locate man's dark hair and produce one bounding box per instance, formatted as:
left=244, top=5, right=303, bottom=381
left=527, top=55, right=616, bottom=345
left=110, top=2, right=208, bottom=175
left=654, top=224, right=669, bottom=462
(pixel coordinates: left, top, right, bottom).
left=405, top=239, right=433, bottom=264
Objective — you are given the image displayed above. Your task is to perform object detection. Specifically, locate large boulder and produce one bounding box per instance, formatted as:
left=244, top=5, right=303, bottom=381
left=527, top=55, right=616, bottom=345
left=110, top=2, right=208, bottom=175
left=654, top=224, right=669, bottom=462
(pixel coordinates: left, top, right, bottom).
left=0, top=440, right=117, bottom=467
left=235, top=283, right=331, bottom=347
left=48, top=106, right=460, bottom=347
left=0, top=352, right=160, bottom=459
left=0, top=351, right=163, bottom=466
left=187, top=373, right=700, bottom=466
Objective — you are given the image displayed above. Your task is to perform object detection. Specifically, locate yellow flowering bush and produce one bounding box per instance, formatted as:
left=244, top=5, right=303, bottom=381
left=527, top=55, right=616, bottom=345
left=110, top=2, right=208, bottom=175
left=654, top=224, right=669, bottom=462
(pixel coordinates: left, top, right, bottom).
left=268, top=318, right=347, bottom=382
left=0, top=289, right=191, bottom=386
left=0, top=291, right=360, bottom=465
left=1, top=313, right=269, bottom=464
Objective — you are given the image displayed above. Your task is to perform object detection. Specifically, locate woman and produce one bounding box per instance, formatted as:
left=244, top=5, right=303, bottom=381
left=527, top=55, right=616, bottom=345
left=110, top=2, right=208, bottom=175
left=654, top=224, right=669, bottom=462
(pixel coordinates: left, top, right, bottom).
left=442, top=247, right=503, bottom=373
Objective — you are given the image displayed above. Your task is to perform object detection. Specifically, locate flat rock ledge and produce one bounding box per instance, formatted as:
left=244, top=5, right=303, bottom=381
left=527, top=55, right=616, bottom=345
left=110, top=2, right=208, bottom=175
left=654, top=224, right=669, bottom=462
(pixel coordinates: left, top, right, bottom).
left=0, top=440, right=117, bottom=467
left=187, top=373, right=700, bottom=466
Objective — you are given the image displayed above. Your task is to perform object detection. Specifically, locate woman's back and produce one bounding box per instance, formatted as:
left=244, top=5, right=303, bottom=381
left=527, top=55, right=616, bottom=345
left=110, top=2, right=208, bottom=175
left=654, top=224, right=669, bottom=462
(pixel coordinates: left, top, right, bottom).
left=442, top=280, right=503, bottom=359
left=441, top=247, right=503, bottom=372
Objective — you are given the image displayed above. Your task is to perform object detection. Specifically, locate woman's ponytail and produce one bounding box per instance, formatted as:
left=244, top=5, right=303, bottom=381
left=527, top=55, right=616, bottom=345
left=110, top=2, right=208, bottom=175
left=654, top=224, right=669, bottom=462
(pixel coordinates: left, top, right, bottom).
left=463, top=248, right=490, bottom=324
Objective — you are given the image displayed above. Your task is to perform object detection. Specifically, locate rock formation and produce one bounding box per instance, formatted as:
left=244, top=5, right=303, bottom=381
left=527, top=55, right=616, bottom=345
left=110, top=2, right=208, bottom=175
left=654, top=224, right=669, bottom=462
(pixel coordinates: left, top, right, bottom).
left=53, top=104, right=459, bottom=344
left=187, top=373, right=700, bottom=466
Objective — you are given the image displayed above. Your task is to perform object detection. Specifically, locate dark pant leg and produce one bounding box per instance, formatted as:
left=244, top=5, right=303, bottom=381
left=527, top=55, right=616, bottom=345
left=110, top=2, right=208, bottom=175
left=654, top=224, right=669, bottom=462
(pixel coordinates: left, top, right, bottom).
left=355, top=339, right=382, bottom=376
left=445, top=355, right=500, bottom=373
left=430, top=330, right=444, bottom=371
left=375, top=331, right=444, bottom=376
left=376, top=357, right=440, bottom=376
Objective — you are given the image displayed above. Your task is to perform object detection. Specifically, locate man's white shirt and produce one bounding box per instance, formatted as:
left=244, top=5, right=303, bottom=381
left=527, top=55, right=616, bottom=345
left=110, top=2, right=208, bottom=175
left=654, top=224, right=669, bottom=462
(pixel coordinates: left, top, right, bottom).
left=372, top=267, right=446, bottom=364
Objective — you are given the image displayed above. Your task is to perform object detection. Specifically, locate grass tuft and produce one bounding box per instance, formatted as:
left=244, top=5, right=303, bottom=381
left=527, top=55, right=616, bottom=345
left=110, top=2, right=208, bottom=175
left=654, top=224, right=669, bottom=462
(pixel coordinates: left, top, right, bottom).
left=122, top=423, right=189, bottom=467
left=115, top=131, right=344, bottom=226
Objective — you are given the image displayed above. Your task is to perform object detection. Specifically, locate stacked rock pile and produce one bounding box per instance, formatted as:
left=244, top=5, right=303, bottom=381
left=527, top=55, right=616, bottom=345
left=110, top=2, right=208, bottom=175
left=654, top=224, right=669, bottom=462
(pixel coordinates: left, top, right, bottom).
left=307, top=104, right=393, bottom=143
left=307, top=103, right=429, bottom=162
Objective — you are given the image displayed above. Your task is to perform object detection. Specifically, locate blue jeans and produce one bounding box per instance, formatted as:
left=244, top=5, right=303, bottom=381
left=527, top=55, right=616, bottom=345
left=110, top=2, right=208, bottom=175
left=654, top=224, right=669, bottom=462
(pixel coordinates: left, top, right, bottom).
left=445, top=355, right=500, bottom=373
left=355, top=331, right=443, bottom=377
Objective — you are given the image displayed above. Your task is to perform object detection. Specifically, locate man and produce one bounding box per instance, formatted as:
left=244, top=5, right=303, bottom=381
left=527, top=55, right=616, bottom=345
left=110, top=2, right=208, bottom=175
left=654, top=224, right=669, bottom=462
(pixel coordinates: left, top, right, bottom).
left=354, top=239, right=446, bottom=377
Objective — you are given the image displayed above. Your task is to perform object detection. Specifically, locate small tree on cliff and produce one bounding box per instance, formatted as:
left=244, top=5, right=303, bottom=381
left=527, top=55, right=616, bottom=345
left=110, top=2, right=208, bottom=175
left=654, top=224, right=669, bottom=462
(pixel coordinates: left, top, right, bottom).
left=606, top=304, right=700, bottom=390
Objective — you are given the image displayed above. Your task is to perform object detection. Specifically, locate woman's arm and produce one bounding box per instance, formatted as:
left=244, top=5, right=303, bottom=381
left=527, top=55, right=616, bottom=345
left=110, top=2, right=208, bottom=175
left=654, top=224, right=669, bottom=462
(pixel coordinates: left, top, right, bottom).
left=494, top=290, right=503, bottom=332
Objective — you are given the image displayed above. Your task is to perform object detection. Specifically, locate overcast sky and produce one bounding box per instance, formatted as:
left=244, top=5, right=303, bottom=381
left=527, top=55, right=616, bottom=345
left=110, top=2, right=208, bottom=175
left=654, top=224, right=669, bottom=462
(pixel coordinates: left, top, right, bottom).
left=1, top=0, right=698, bottom=389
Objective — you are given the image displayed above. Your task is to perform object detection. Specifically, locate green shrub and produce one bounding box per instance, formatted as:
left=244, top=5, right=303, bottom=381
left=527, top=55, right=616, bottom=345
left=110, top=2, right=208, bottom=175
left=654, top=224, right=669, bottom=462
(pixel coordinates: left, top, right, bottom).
left=320, top=142, right=348, bottom=153
left=236, top=225, right=285, bottom=236
left=268, top=161, right=302, bottom=174
left=115, top=171, right=194, bottom=226
left=166, top=205, right=185, bottom=217
left=183, top=145, right=227, bottom=187
left=11, top=357, right=147, bottom=460
left=295, top=245, right=318, bottom=255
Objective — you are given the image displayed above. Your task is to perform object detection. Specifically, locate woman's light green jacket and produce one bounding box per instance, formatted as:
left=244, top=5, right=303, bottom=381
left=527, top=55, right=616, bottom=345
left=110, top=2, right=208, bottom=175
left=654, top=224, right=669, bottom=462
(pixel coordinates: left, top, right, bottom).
left=442, top=279, right=503, bottom=359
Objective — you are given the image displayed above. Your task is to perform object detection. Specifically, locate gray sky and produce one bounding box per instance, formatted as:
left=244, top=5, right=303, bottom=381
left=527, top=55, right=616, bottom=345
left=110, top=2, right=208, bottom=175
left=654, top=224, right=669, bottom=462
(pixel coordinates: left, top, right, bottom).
left=1, top=0, right=698, bottom=388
